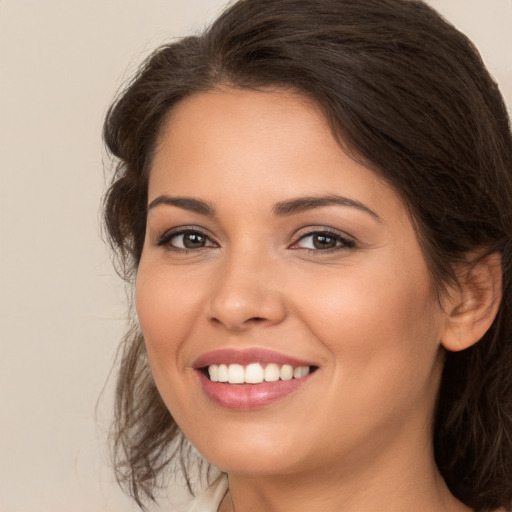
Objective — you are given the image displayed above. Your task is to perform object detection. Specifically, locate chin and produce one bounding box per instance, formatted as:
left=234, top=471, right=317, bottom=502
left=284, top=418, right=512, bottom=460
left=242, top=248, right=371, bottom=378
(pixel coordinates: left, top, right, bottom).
left=185, top=420, right=309, bottom=476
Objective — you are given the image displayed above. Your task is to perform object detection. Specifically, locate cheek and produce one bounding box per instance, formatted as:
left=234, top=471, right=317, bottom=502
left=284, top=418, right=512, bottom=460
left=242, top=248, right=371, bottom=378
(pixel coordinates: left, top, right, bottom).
left=136, top=269, right=171, bottom=350
left=291, top=257, right=443, bottom=381
left=135, top=263, right=205, bottom=423
left=288, top=264, right=444, bottom=451
left=136, top=256, right=205, bottom=331
left=135, top=263, right=199, bottom=377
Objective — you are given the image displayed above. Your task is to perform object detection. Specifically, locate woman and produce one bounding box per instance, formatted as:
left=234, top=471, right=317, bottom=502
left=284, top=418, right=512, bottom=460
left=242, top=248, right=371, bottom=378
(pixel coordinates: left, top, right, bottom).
left=102, top=0, right=512, bottom=511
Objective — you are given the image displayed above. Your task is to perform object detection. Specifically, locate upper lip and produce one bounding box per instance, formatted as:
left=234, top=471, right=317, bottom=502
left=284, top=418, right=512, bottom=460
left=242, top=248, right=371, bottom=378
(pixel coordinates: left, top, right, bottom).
left=192, top=348, right=315, bottom=369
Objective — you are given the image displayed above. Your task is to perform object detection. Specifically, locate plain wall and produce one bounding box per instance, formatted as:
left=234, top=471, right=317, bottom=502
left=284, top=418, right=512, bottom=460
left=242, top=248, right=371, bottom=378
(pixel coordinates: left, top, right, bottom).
left=0, top=1, right=510, bottom=511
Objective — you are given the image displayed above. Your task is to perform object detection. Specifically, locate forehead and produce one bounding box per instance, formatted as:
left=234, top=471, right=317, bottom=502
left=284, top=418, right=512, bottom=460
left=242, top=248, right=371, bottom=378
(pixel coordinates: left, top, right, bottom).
left=152, top=87, right=334, bottom=178
left=148, top=87, right=404, bottom=222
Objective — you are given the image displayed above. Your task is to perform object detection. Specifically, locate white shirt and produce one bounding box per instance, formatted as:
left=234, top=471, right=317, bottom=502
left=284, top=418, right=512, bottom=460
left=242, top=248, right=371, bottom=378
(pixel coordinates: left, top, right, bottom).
left=172, top=475, right=229, bottom=512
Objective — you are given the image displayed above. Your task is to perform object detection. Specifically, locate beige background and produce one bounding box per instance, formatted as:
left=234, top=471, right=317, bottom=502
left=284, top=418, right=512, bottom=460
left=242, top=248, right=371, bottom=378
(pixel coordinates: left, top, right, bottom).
left=0, top=1, right=510, bottom=511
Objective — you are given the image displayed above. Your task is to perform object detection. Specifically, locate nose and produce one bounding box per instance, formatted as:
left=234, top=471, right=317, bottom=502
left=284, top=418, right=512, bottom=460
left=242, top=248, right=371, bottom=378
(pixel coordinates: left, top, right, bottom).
left=207, top=249, right=287, bottom=332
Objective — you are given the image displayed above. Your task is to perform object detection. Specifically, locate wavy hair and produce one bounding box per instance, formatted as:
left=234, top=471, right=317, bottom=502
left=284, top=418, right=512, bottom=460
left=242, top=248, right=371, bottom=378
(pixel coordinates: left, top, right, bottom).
left=102, top=0, right=512, bottom=509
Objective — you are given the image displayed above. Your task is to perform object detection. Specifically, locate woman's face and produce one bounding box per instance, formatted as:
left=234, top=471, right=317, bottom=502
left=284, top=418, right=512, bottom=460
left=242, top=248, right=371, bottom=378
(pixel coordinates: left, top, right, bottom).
left=136, top=88, right=448, bottom=479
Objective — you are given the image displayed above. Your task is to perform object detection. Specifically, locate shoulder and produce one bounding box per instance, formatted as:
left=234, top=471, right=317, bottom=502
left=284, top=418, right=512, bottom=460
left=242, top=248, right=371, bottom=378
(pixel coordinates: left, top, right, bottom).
left=172, top=475, right=228, bottom=512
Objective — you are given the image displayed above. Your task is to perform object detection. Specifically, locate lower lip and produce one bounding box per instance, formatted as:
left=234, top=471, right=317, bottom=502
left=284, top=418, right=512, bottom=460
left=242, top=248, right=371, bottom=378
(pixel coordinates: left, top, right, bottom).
left=197, top=371, right=311, bottom=410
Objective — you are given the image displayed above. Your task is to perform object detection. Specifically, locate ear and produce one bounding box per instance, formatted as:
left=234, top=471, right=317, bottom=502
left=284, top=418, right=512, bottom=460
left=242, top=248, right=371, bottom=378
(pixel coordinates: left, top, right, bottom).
left=441, top=252, right=502, bottom=352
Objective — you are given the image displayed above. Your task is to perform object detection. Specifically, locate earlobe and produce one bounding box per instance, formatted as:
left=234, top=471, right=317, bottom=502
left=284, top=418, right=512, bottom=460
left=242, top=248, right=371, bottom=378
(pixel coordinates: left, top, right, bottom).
left=441, top=252, right=502, bottom=352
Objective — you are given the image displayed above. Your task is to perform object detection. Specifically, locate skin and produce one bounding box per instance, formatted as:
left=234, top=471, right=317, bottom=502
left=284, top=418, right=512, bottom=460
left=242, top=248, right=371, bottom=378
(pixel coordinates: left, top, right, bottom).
left=136, top=88, right=475, bottom=512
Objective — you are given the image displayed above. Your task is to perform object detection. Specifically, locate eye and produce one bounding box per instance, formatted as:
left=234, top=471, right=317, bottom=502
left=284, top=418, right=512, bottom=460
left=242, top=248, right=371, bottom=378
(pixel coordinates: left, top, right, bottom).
left=292, top=230, right=355, bottom=251
left=157, top=229, right=217, bottom=250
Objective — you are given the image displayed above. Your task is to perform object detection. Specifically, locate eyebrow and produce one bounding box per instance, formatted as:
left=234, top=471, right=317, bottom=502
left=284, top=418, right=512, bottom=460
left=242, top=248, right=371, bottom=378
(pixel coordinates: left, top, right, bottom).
left=147, top=194, right=380, bottom=221
left=273, top=195, right=381, bottom=221
left=147, top=196, right=216, bottom=216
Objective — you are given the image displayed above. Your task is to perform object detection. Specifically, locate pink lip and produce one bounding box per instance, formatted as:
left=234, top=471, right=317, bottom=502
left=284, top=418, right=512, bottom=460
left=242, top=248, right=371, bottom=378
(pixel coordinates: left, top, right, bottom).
left=197, top=372, right=312, bottom=410
left=192, top=348, right=316, bottom=410
left=192, top=348, right=314, bottom=369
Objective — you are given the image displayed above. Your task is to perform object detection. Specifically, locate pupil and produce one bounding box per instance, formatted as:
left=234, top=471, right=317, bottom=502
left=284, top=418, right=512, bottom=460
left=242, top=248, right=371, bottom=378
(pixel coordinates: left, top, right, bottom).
left=184, top=233, right=205, bottom=248
left=313, top=234, right=336, bottom=249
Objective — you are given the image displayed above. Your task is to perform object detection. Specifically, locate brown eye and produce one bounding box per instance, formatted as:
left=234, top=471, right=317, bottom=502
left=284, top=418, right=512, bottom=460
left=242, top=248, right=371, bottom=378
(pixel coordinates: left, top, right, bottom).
left=157, top=229, right=216, bottom=250
left=181, top=232, right=207, bottom=248
left=293, top=230, right=355, bottom=251
left=312, top=234, right=337, bottom=249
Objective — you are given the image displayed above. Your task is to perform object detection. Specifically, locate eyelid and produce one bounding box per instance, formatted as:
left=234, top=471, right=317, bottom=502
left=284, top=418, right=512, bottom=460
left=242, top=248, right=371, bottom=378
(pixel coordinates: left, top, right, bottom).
left=154, top=225, right=355, bottom=252
left=155, top=226, right=218, bottom=249
left=289, top=227, right=356, bottom=250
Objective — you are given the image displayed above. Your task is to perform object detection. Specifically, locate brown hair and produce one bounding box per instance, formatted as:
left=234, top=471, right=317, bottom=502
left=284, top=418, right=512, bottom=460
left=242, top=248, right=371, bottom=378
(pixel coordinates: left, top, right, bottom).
left=102, top=0, right=512, bottom=509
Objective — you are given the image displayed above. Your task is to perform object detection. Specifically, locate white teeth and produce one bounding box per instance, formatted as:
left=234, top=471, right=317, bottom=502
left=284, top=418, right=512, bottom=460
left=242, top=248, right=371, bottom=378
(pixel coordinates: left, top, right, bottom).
left=227, top=364, right=245, bottom=384
left=218, top=364, right=228, bottom=382
left=245, top=363, right=264, bottom=384
left=207, top=363, right=311, bottom=384
left=264, top=363, right=280, bottom=382
left=209, top=365, right=219, bottom=382
left=280, top=364, right=293, bottom=381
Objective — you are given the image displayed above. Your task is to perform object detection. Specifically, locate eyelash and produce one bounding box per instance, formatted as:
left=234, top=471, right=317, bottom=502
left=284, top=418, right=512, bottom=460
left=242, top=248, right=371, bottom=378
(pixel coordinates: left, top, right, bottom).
left=156, top=228, right=217, bottom=252
left=291, top=229, right=356, bottom=252
left=156, top=227, right=356, bottom=253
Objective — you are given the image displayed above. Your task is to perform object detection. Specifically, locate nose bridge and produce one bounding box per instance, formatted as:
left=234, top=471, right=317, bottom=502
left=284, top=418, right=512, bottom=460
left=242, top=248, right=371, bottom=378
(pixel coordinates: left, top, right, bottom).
left=208, top=241, right=286, bottom=331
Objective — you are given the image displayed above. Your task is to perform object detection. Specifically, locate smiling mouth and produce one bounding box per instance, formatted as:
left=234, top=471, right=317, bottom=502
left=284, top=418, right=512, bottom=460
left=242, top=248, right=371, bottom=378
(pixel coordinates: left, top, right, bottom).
left=204, top=363, right=315, bottom=384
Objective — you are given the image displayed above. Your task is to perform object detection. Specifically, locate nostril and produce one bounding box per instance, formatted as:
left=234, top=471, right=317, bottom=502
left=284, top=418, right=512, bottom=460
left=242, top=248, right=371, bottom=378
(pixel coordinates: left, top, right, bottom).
left=209, top=315, right=266, bottom=331
left=209, top=315, right=267, bottom=332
